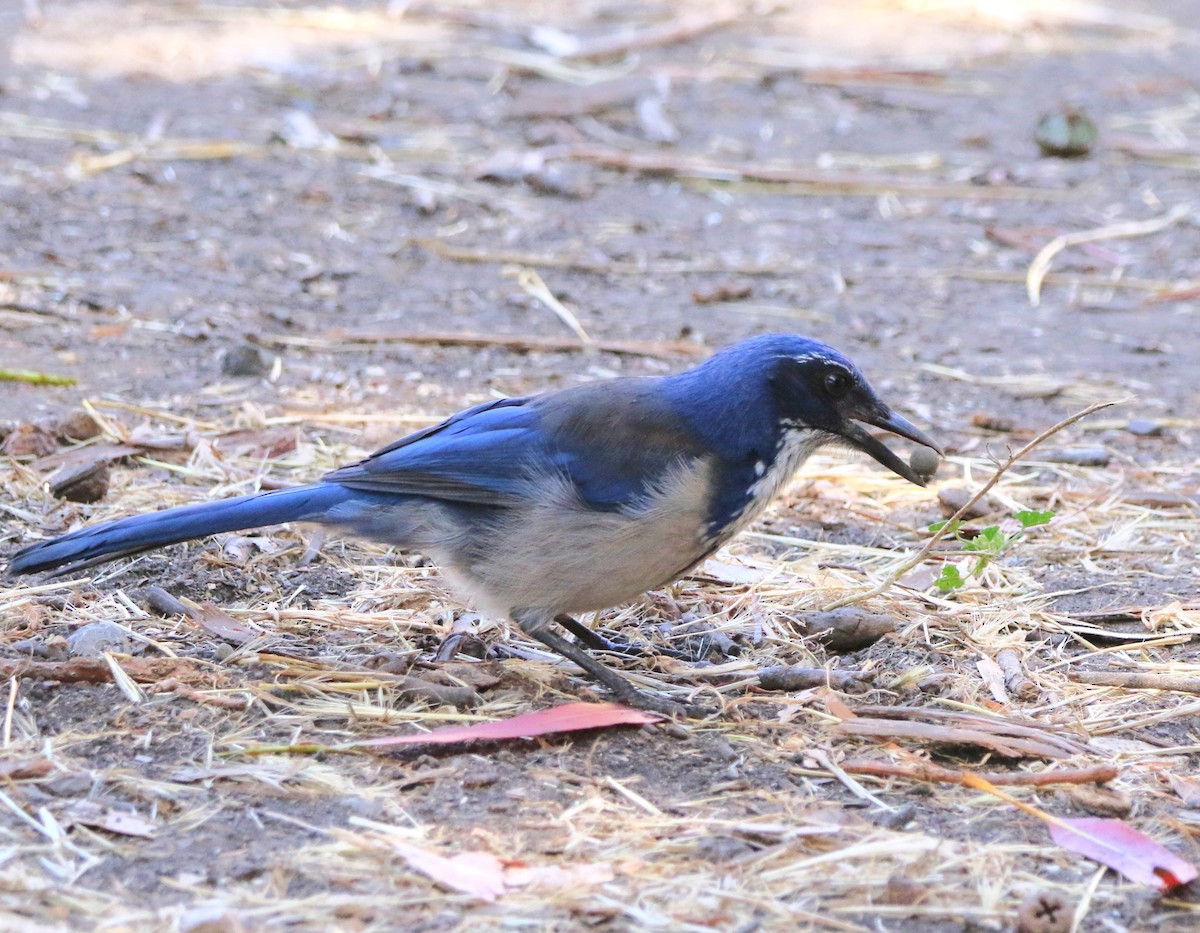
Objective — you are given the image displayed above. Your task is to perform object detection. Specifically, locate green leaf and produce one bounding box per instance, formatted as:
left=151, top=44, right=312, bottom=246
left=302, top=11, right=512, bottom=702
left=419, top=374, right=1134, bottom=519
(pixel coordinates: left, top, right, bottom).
left=961, top=525, right=1008, bottom=555
left=935, top=565, right=965, bottom=591
left=1015, top=509, right=1055, bottom=528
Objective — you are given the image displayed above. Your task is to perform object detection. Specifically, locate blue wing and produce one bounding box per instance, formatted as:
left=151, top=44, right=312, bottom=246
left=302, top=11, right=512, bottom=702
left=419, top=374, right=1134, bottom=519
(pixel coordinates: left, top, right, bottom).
left=323, top=382, right=707, bottom=511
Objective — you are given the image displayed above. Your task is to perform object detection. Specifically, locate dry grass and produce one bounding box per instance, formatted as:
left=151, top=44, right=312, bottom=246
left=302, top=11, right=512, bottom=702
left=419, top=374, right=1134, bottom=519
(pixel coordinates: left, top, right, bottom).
left=2, top=390, right=1198, bottom=932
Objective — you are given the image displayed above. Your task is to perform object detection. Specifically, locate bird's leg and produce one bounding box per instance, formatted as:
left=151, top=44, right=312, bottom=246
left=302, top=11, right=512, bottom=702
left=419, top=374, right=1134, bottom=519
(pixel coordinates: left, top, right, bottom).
left=512, top=611, right=694, bottom=717
left=529, top=627, right=694, bottom=718
left=553, top=614, right=690, bottom=660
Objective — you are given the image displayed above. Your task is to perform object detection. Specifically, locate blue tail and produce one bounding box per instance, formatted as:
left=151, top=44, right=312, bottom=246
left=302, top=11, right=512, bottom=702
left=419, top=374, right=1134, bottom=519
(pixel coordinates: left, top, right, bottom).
left=7, top=483, right=355, bottom=577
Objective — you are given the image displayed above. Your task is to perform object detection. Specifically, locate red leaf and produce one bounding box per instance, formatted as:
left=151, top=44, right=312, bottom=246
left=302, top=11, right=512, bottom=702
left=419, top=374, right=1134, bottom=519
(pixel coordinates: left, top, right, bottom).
left=388, top=841, right=506, bottom=902
left=356, top=702, right=661, bottom=748
left=1049, top=818, right=1199, bottom=892
left=192, top=603, right=261, bottom=645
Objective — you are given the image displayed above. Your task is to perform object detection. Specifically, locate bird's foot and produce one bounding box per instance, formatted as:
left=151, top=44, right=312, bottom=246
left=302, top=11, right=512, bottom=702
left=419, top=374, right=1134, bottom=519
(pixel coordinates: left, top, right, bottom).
left=528, top=624, right=711, bottom=719
left=554, top=615, right=690, bottom=660
left=603, top=680, right=711, bottom=719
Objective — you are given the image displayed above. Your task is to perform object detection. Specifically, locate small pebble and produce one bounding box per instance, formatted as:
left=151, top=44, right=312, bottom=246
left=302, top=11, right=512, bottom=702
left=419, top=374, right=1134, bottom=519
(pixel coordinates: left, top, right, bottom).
left=67, top=621, right=132, bottom=657
left=51, top=462, right=111, bottom=503
left=221, top=343, right=269, bottom=377
left=693, top=835, right=754, bottom=863
left=43, top=771, right=94, bottom=797
left=1126, top=419, right=1164, bottom=437
left=1, top=422, right=58, bottom=458
left=461, top=767, right=501, bottom=789
left=1042, top=446, right=1110, bottom=467
left=55, top=410, right=103, bottom=441
left=937, top=487, right=994, bottom=520
left=909, top=446, right=941, bottom=481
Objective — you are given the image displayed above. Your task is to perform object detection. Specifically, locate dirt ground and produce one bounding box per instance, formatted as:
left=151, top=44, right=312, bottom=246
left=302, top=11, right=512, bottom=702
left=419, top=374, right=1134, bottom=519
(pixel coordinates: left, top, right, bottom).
left=2, top=0, right=1199, bottom=930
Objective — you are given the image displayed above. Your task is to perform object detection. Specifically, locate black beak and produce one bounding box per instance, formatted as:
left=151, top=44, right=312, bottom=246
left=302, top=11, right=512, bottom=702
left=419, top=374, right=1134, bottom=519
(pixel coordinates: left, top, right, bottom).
left=839, top=407, right=942, bottom=487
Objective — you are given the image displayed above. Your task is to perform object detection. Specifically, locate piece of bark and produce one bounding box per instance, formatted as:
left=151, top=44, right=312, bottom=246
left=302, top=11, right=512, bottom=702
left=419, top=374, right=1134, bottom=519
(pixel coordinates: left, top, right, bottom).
left=796, top=608, right=897, bottom=651
left=758, top=665, right=869, bottom=692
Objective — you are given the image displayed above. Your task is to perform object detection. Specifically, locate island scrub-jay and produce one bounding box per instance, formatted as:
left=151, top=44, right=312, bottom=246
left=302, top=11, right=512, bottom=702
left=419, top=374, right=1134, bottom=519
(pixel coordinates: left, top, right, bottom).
left=8, top=334, right=940, bottom=715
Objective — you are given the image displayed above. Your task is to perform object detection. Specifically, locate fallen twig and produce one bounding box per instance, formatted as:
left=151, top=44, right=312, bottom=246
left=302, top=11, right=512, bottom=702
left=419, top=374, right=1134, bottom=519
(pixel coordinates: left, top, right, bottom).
left=837, top=719, right=1080, bottom=760
left=554, top=7, right=739, bottom=60
left=1069, top=672, right=1200, bottom=694
left=825, top=399, right=1122, bottom=610
left=1026, top=204, right=1192, bottom=306
left=757, top=665, right=870, bottom=692
left=509, top=267, right=593, bottom=345
left=0, top=657, right=186, bottom=684
left=253, top=330, right=706, bottom=360
left=410, top=236, right=813, bottom=276
left=841, top=759, right=1117, bottom=787
left=558, top=144, right=1077, bottom=201
left=997, top=648, right=1039, bottom=700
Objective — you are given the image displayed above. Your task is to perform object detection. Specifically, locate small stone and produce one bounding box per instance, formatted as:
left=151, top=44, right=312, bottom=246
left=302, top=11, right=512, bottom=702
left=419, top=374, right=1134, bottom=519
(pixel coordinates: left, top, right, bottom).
left=43, top=771, right=94, bottom=797
left=693, top=835, right=753, bottom=862
left=1, top=422, right=58, bottom=458
left=461, top=767, right=501, bottom=789
left=1042, top=446, right=1110, bottom=467
left=674, top=620, right=740, bottom=660
left=909, top=446, right=941, bottom=481
left=55, top=410, right=103, bottom=441
left=1126, top=419, right=1164, bottom=437
left=938, top=487, right=994, bottom=520
left=51, top=462, right=111, bottom=503
left=220, top=343, right=269, bottom=377
left=67, top=621, right=132, bottom=657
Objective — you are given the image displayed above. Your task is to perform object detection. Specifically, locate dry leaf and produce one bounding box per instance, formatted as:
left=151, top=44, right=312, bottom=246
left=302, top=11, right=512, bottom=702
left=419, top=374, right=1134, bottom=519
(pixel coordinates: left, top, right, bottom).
left=191, top=604, right=261, bottom=645
left=694, top=559, right=770, bottom=585
left=977, top=656, right=1010, bottom=705
left=1049, top=817, right=1198, bottom=892
left=356, top=702, right=661, bottom=749
left=1167, top=773, right=1200, bottom=807
left=388, top=840, right=507, bottom=902
left=69, top=802, right=157, bottom=838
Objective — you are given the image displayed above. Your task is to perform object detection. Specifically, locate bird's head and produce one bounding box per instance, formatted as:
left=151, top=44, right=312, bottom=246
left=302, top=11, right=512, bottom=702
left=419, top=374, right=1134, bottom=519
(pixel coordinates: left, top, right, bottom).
left=763, top=338, right=942, bottom=486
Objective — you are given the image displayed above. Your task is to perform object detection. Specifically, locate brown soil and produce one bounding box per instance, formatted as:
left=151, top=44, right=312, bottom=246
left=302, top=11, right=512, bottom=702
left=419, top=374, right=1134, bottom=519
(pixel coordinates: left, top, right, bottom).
left=2, top=2, right=1198, bottom=930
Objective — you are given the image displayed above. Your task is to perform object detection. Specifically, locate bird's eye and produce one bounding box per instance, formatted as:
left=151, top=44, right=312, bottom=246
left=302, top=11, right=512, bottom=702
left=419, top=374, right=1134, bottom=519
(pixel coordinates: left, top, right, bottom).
left=823, top=369, right=851, bottom=398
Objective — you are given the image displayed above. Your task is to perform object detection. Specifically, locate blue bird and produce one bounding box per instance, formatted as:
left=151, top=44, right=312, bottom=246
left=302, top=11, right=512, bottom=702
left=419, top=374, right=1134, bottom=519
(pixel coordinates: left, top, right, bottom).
left=7, top=334, right=940, bottom=715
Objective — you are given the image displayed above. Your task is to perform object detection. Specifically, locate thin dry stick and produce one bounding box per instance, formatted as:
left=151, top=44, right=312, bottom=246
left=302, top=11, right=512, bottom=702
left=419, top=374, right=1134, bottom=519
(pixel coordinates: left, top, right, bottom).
left=824, top=399, right=1122, bottom=611
left=810, top=749, right=895, bottom=811
left=510, top=267, right=594, bottom=345
left=559, top=6, right=739, bottom=60
left=1026, top=204, right=1192, bottom=306
left=1070, top=672, right=1200, bottom=694
left=840, top=759, right=1117, bottom=787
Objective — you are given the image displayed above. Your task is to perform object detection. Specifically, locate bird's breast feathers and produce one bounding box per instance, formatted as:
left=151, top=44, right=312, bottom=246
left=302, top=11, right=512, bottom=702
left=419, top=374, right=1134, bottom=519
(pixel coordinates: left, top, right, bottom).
left=705, top=425, right=829, bottom=548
